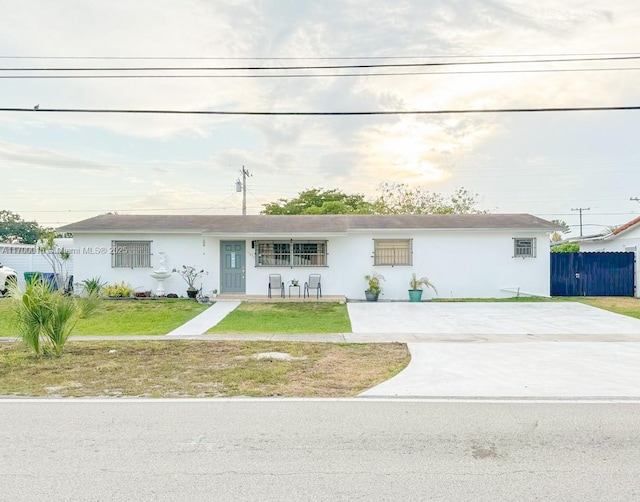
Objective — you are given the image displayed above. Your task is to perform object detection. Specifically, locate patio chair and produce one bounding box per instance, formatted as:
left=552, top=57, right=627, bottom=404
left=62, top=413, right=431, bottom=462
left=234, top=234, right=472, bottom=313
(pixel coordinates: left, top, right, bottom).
left=268, top=274, right=285, bottom=298
left=304, top=274, right=322, bottom=299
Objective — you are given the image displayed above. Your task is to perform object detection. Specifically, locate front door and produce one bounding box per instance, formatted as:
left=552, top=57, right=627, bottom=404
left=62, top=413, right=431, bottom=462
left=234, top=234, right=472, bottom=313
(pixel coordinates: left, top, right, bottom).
left=220, top=241, right=246, bottom=293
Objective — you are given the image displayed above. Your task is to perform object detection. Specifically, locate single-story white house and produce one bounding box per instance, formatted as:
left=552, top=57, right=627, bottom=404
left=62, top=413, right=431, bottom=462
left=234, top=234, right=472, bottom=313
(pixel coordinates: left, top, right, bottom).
left=57, top=213, right=559, bottom=300
left=575, top=215, right=640, bottom=297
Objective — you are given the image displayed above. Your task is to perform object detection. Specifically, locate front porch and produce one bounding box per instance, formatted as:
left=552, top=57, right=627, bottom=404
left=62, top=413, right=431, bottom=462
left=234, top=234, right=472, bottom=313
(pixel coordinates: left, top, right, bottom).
left=214, top=294, right=347, bottom=304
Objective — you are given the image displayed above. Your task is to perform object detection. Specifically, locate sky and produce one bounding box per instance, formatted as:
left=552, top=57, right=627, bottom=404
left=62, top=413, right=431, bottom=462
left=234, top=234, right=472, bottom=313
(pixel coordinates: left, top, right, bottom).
left=1, top=0, right=639, bottom=237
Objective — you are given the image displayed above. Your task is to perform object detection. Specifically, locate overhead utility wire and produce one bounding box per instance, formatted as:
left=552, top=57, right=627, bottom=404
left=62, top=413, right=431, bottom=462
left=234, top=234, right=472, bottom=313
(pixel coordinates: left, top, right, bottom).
left=3, top=66, right=639, bottom=79
left=2, top=106, right=639, bottom=116
left=1, top=52, right=639, bottom=61
left=2, top=55, right=640, bottom=72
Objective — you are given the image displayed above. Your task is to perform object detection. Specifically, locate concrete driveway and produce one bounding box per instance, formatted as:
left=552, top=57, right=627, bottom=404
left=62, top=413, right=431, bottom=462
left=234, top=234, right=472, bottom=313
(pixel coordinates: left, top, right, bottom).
left=349, top=302, right=640, bottom=398
left=347, top=302, right=640, bottom=337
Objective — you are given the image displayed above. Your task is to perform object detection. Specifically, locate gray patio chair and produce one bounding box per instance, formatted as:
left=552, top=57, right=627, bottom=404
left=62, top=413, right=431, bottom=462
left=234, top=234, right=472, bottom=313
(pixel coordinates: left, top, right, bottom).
left=268, top=274, right=285, bottom=298
left=304, top=274, right=322, bottom=299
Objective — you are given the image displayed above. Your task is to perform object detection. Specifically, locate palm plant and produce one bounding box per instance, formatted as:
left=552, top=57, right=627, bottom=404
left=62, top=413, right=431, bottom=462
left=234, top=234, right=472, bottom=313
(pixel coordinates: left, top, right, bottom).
left=409, top=273, right=437, bottom=293
left=9, top=280, right=101, bottom=357
left=364, top=272, right=385, bottom=295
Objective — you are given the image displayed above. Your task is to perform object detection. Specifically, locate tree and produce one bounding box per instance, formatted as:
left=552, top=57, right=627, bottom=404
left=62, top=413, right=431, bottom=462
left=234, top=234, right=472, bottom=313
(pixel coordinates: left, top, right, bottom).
left=262, top=185, right=487, bottom=216
left=0, top=210, right=45, bottom=244
left=372, top=183, right=486, bottom=214
left=261, top=188, right=375, bottom=215
left=551, top=219, right=571, bottom=233
left=550, top=219, right=571, bottom=242
left=37, top=230, right=72, bottom=292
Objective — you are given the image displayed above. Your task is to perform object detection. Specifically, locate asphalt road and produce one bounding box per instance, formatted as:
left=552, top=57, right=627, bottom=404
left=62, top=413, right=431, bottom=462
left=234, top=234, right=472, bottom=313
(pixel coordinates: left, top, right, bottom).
left=1, top=399, right=639, bottom=501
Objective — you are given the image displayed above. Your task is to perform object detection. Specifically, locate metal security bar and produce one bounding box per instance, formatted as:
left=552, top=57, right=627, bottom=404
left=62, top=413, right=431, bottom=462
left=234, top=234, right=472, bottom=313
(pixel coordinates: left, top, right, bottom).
left=256, top=241, right=327, bottom=267
left=513, top=237, right=536, bottom=258
left=111, top=240, right=151, bottom=268
left=374, top=239, right=412, bottom=266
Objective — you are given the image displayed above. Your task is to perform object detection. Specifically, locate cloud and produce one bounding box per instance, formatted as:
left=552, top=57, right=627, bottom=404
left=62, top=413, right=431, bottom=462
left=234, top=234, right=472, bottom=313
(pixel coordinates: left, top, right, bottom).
left=0, top=141, right=120, bottom=174
left=1, top=0, right=639, bottom=229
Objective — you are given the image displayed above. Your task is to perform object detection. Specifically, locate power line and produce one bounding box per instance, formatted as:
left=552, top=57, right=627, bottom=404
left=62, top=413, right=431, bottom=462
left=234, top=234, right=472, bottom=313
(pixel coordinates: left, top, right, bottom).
left=2, top=105, right=640, bottom=116
left=2, top=66, right=639, bottom=79
left=2, top=52, right=640, bottom=60
left=3, top=55, right=640, bottom=72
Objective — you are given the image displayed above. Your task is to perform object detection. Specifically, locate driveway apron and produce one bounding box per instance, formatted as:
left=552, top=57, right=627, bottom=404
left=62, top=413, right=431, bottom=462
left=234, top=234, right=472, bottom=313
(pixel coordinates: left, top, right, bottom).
left=349, top=302, right=640, bottom=398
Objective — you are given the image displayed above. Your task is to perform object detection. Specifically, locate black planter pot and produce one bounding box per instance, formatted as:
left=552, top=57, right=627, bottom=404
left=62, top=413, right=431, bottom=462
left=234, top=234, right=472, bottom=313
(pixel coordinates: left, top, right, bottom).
left=186, top=289, right=198, bottom=299
left=365, top=290, right=379, bottom=302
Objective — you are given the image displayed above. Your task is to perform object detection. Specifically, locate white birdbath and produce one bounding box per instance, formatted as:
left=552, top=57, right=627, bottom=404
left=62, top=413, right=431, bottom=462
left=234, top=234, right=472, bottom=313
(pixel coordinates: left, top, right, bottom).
left=150, top=252, right=172, bottom=296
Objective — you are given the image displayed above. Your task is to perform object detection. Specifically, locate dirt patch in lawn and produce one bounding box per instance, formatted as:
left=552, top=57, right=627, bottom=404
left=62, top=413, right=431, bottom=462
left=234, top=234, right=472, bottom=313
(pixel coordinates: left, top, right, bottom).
left=0, top=340, right=409, bottom=398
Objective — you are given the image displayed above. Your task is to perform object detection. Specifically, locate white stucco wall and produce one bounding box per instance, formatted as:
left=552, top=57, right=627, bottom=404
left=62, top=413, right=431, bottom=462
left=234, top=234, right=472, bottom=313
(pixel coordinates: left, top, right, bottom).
left=579, top=228, right=640, bottom=297
left=70, top=229, right=552, bottom=299
left=337, top=230, right=550, bottom=299
left=69, top=233, right=217, bottom=296
left=0, top=239, right=74, bottom=287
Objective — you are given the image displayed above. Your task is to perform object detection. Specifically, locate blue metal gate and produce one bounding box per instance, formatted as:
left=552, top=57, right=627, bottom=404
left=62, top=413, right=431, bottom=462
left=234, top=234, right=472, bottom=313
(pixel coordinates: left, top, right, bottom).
left=550, top=252, right=635, bottom=296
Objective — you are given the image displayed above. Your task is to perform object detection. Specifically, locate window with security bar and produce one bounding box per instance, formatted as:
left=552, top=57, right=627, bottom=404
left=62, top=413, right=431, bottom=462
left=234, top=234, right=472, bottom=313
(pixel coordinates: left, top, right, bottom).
left=111, top=240, right=152, bottom=268
left=373, top=239, right=412, bottom=266
left=255, top=241, right=327, bottom=267
left=513, top=237, right=536, bottom=258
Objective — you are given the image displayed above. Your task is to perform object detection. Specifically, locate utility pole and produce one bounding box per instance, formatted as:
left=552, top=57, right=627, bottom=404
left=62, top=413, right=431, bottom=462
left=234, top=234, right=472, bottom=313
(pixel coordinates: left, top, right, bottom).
left=235, top=166, right=252, bottom=215
left=571, top=207, right=590, bottom=237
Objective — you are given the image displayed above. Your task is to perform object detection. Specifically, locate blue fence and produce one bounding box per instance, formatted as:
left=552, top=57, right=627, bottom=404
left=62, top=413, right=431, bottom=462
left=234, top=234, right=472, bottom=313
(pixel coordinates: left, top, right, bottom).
left=550, top=252, right=635, bottom=296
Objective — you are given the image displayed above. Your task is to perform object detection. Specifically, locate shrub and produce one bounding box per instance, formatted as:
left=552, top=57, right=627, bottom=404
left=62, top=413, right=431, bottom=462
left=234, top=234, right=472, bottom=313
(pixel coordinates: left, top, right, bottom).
left=80, top=276, right=107, bottom=296
left=103, top=281, right=133, bottom=298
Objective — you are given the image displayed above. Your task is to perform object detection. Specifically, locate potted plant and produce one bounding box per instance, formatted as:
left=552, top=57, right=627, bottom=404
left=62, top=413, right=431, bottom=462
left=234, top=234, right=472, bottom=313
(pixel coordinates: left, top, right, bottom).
left=364, top=272, right=385, bottom=301
left=408, top=272, right=437, bottom=302
left=172, top=265, right=207, bottom=298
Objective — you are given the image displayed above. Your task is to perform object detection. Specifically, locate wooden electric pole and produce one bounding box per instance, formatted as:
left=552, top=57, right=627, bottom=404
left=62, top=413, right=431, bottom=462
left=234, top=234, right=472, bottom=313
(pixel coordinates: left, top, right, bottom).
left=236, top=166, right=252, bottom=215
left=571, top=207, right=590, bottom=237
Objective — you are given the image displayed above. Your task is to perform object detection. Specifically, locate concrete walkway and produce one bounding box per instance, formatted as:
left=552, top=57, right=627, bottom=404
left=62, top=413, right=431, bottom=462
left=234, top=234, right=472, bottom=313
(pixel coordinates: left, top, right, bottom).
left=165, top=301, right=241, bottom=336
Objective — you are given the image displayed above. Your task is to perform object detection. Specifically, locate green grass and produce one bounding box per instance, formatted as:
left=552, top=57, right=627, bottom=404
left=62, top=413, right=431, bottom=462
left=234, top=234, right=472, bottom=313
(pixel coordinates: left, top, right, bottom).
left=0, top=341, right=409, bottom=397
left=433, top=296, right=555, bottom=303
left=0, top=298, right=209, bottom=337
left=207, top=302, right=352, bottom=334
left=565, top=296, right=640, bottom=319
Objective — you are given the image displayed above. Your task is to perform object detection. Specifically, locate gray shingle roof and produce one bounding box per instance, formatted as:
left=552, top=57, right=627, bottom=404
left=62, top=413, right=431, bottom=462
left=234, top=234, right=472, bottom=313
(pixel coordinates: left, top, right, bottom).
left=58, top=213, right=560, bottom=234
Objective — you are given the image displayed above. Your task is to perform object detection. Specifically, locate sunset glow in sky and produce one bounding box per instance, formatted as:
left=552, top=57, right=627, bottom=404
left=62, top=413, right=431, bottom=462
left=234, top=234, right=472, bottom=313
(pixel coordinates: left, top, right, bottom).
left=1, top=0, right=639, bottom=236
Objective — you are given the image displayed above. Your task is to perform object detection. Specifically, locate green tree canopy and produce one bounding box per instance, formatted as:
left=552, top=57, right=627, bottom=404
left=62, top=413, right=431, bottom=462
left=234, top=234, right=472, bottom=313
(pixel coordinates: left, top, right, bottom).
left=261, top=188, right=376, bottom=215
left=262, top=185, right=487, bottom=215
left=0, top=210, right=45, bottom=244
left=372, top=183, right=486, bottom=215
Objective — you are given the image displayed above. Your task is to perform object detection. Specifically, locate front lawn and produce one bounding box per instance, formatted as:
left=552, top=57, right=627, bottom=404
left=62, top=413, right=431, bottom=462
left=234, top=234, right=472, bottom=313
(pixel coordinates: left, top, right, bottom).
left=0, top=298, right=209, bottom=337
left=568, top=296, right=640, bottom=319
left=207, top=302, right=352, bottom=334
left=0, top=340, right=409, bottom=397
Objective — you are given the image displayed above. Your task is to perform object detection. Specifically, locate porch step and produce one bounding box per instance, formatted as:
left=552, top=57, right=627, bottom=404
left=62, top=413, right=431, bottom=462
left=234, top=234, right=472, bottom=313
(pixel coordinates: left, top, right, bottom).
left=215, top=294, right=346, bottom=303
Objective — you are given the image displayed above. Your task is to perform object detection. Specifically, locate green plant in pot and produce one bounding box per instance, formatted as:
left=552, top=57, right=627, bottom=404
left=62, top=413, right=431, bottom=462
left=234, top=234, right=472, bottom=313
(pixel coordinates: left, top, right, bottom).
left=408, top=272, right=437, bottom=302
left=364, top=272, right=385, bottom=301
left=173, top=265, right=207, bottom=299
